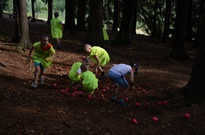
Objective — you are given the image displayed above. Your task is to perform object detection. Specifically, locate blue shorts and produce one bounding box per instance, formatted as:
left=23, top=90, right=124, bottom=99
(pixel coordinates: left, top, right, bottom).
left=34, top=62, right=45, bottom=70
left=108, top=71, right=128, bottom=88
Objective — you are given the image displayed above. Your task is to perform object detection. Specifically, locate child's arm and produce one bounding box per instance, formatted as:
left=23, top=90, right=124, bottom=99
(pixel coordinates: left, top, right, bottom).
left=130, top=69, right=135, bottom=89
left=91, top=55, right=100, bottom=74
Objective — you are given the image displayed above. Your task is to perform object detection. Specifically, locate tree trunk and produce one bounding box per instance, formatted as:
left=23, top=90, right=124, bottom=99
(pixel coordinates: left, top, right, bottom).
left=0, top=4, right=3, bottom=19
left=162, top=0, right=171, bottom=43
left=47, top=0, right=53, bottom=23
left=31, top=0, right=36, bottom=23
left=13, top=0, right=31, bottom=49
left=86, top=0, right=103, bottom=45
left=112, top=0, right=119, bottom=32
left=132, top=0, right=138, bottom=35
left=77, top=0, right=86, bottom=31
left=152, top=0, right=158, bottom=37
left=65, top=0, right=76, bottom=35
left=115, top=0, right=135, bottom=45
left=182, top=0, right=205, bottom=101
left=169, top=0, right=190, bottom=59
left=185, top=0, right=193, bottom=41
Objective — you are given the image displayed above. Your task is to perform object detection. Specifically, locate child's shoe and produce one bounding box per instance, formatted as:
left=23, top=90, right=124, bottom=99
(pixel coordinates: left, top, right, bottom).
left=118, top=98, right=127, bottom=106
left=39, top=77, right=44, bottom=85
left=111, top=96, right=118, bottom=102
left=99, top=72, right=106, bottom=80
left=31, top=82, right=38, bottom=88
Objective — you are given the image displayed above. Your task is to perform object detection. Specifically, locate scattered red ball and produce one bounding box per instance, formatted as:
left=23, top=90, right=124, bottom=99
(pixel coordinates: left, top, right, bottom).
left=163, top=100, right=168, bottom=105
left=184, top=113, right=191, bottom=119
left=53, top=83, right=57, bottom=87
left=125, top=97, right=129, bottom=102
left=102, top=89, right=107, bottom=93
left=87, top=94, right=93, bottom=100
left=135, top=102, right=140, bottom=107
left=152, top=116, right=158, bottom=122
left=132, top=118, right=138, bottom=124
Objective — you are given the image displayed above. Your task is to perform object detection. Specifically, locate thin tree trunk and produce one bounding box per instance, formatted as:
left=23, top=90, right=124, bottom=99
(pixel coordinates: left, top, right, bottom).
left=77, top=0, right=86, bottom=31
left=152, top=0, right=158, bottom=37
left=112, top=0, right=119, bottom=32
left=185, top=0, right=193, bottom=41
left=31, top=0, right=36, bottom=23
left=86, top=0, right=103, bottom=45
left=132, top=0, right=138, bottom=35
left=47, top=0, right=52, bottom=23
left=65, top=0, right=76, bottom=35
left=162, top=0, right=171, bottom=43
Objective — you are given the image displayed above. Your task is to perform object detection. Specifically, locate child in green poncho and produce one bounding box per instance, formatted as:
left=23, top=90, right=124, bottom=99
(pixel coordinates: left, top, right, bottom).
left=84, top=44, right=110, bottom=79
left=50, top=11, right=63, bottom=49
left=68, top=57, right=90, bottom=84
left=29, top=35, right=56, bottom=88
left=80, top=64, right=98, bottom=94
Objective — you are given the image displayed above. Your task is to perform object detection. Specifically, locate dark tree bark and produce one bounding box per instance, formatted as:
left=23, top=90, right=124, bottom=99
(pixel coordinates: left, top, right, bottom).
left=77, top=0, right=86, bottom=31
left=47, top=0, right=53, bottom=23
left=65, top=0, right=76, bottom=35
left=13, top=0, right=31, bottom=49
left=115, top=0, right=136, bottom=45
left=162, top=0, right=171, bottom=43
left=152, top=0, right=158, bottom=37
left=132, top=0, right=138, bottom=35
left=0, top=4, right=3, bottom=19
left=112, top=0, right=119, bottom=32
left=31, top=0, right=36, bottom=23
left=86, top=0, right=103, bottom=45
left=169, top=0, right=190, bottom=59
left=185, top=0, right=193, bottom=41
left=182, top=0, right=205, bottom=101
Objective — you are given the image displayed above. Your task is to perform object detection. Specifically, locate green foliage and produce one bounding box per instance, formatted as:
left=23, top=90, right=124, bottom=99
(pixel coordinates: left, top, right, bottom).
left=1, top=0, right=12, bottom=13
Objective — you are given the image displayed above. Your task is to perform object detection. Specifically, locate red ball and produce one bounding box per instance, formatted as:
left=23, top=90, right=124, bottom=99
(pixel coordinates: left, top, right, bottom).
left=184, top=113, right=191, bottom=119
left=87, top=94, right=93, bottom=100
left=152, top=116, right=158, bottom=122
left=132, top=118, right=138, bottom=124
left=135, top=102, right=140, bottom=107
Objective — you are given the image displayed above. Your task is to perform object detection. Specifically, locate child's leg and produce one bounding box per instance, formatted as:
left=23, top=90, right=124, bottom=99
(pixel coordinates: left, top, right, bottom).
left=57, top=38, right=61, bottom=48
left=34, top=66, right=39, bottom=83
left=33, top=62, right=41, bottom=83
left=38, top=64, right=45, bottom=79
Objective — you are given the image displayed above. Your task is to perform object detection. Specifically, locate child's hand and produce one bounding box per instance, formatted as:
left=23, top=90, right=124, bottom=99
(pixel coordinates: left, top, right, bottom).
left=130, top=82, right=135, bottom=90
left=45, top=57, right=51, bottom=61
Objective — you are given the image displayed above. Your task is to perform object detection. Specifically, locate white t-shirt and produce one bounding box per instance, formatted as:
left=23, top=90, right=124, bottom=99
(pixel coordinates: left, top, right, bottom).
left=109, top=64, right=131, bottom=76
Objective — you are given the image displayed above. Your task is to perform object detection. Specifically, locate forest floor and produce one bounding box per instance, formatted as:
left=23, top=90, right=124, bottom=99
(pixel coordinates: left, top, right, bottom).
left=0, top=16, right=205, bottom=135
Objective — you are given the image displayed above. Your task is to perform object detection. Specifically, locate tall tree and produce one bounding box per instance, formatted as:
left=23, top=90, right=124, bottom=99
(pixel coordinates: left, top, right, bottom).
left=115, top=0, right=136, bottom=45
left=13, top=0, right=31, bottom=49
left=47, top=0, right=53, bottom=23
left=162, top=0, right=171, bottom=42
left=181, top=0, right=205, bottom=102
left=169, top=0, right=190, bottom=59
left=77, top=0, right=86, bottom=31
left=86, top=0, right=103, bottom=45
left=65, top=0, right=76, bottom=35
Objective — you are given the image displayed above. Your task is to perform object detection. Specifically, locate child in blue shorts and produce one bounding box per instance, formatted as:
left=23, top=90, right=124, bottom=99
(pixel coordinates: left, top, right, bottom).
left=28, top=35, right=55, bottom=88
left=108, top=63, right=139, bottom=105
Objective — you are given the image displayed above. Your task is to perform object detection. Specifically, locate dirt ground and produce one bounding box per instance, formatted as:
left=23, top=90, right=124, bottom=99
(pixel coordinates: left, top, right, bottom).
left=0, top=16, right=205, bottom=135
